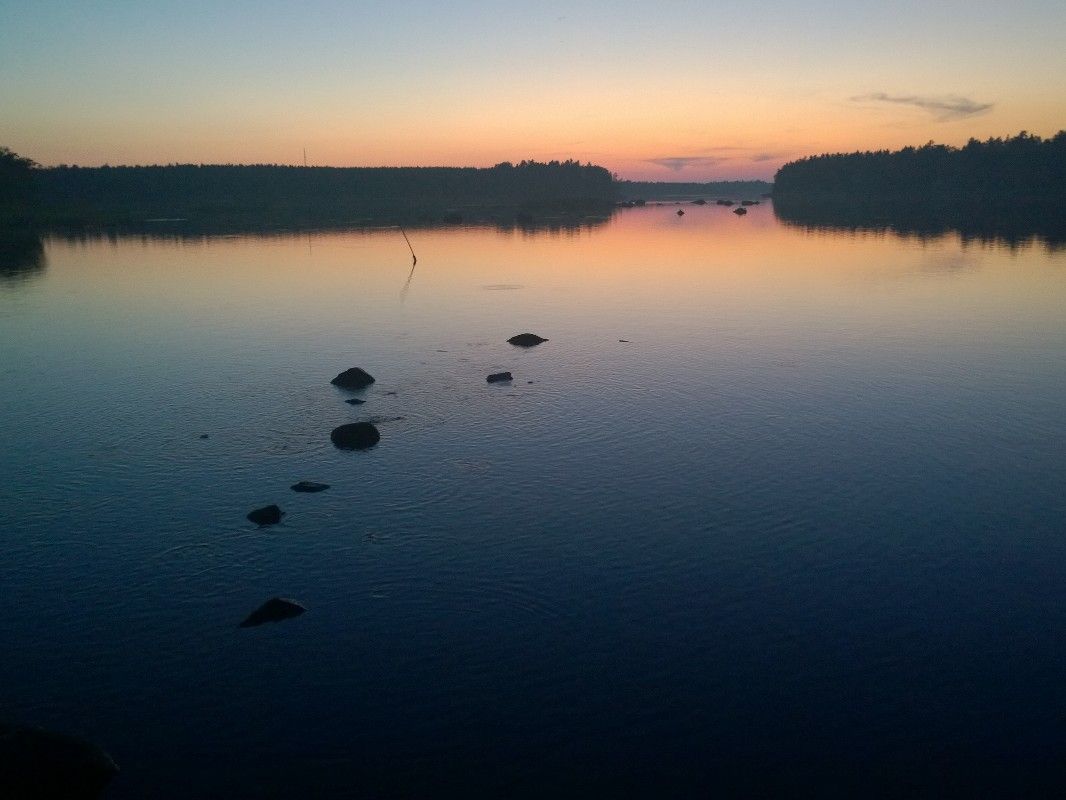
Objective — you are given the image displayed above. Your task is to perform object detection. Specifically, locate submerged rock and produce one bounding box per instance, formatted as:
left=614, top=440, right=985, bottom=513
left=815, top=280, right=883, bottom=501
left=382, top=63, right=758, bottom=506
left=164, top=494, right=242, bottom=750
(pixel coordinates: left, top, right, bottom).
left=331, top=422, right=380, bottom=450
left=344, top=398, right=366, bottom=405
left=733, top=207, right=748, bottom=215
left=239, top=597, right=306, bottom=628
left=291, top=481, right=330, bottom=493
left=507, top=333, right=548, bottom=347
left=486, top=371, right=513, bottom=383
left=247, top=504, right=284, bottom=526
left=0, top=724, right=119, bottom=799
left=330, top=367, right=376, bottom=390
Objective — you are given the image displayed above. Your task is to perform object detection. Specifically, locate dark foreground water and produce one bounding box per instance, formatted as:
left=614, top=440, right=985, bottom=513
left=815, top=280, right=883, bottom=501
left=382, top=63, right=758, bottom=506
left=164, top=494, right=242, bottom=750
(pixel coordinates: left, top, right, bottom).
left=2, top=206, right=1065, bottom=797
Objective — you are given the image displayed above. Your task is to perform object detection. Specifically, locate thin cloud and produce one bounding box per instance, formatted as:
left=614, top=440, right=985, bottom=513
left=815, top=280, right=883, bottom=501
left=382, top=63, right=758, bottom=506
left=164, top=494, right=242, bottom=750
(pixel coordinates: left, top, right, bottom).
left=851, top=92, right=993, bottom=120
left=646, top=156, right=728, bottom=171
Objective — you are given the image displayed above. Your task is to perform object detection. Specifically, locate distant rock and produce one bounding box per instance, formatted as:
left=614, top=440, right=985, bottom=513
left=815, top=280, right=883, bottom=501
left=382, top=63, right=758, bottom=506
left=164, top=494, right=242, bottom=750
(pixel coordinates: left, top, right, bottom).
left=691, top=198, right=707, bottom=205
left=619, top=339, right=630, bottom=343
left=239, top=597, right=306, bottom=628
left=733, top=207, right=748, bottom=215
left=486, top=371, right=513, bottom=383
left=291, top=481, right=330, bottom=493
left=344, top=398, right=366, bottom=405
left=741, top=200, right=756, bottom=206
left=330, top=367, right=375, bottom=390
left=330, top=421, right=380, bottom=450
left=676, top=209, right=685, bottom=216
left=507, top=333, right=548, bottom=347
left=0, top=724, right=119, bottom=799
left=717, top=199, right=735, bottom=206
left=199, top=434, right=209, bottom=439
left=247, top=504, right=284, bottom=526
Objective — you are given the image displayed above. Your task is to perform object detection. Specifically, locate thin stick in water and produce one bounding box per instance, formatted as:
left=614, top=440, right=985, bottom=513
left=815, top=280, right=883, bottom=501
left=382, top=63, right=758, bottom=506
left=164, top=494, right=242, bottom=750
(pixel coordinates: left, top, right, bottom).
left=399, top=226, right=417, bottom=265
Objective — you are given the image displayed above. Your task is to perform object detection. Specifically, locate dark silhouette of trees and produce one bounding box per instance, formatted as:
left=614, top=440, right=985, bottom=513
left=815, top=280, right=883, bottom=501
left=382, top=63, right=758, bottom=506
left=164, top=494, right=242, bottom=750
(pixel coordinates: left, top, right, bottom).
left=772, top=132, right=1066, bottom=250
left=773, top=131, right=1066, bottom=202
left=25, top=158, right=615, bottom=226
left=0, top=147, right=39, bottom=219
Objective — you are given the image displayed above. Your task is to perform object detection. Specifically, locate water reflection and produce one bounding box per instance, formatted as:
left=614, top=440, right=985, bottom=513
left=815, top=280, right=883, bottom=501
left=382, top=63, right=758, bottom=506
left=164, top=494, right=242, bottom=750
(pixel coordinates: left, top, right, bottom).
left=773, top=195, right=1066, bottom=251
left=0, top=231, right=45, bottom=285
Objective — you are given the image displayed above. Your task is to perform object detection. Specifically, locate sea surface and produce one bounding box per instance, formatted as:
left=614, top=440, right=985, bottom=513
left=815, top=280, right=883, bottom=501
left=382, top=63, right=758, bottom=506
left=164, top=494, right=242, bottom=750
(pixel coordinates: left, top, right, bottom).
left=2, top=205, right=1065, bottom=797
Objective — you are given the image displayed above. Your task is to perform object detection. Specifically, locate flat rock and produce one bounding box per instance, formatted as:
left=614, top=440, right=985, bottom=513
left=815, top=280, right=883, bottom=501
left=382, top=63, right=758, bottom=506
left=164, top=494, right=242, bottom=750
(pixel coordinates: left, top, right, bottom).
left=291, top=481, right=330, bottom=493
left=344, top=398, right=366, bottom=405
left=330, top=367, right=376, bottom=390
left=239, top=597, right=306, bottom=628
left=733, top=207, right=748, bottom=215
left=0, top=724, right=119, bottom=800
left=486, top=371, right=513, bottom=383
left=331, top=422, right=380, bottom=450
left=507, top=333, right=548, bottom=347
left=247, top=504, right=284, bottom=526
left=676, top=209, right=685, bottom=216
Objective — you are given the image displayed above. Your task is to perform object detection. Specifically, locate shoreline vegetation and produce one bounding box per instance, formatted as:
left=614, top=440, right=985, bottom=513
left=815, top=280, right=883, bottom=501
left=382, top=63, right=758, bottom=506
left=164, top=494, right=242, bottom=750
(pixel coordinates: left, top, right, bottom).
left=0, top=155, right=619, bottom=232
left=772, top=131, right=1066, bottom=249
left=2, top=131, right=1065, bottom=248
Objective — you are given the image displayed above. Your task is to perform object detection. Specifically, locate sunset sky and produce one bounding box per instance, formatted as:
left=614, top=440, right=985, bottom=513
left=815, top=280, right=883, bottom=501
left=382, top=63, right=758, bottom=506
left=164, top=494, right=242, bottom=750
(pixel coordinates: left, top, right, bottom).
left=2, top=0, right=1063, bottom=180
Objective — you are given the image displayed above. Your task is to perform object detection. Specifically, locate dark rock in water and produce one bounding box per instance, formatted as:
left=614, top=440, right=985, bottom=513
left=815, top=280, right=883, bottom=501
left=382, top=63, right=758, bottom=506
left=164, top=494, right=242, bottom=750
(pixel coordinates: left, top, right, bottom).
left=676, top=209, right=685, bottom=216
left=199, top=433, right=209, bottom=439
left=507, top=333, right=548, bottom=347
left=291, top=481, right=329, bottom=493
left=331, top=422, right=380, bottom=450
left=247, top=504, right=284, bottom=526
left=330, top=367, right=376, bottom=390
left=486, top=371, right=513, bottom=383
left=619, top=339, right=630, bottom=343
left=691, top=198, right=707, bottom=205
left=741, top=200, right=756, bottom=206
left=239, top=597, right=306, bottom=628
left=344, top=397, right=366, bottom=405
left=733, top=207, right=748, bottom=215
left=717, top=199, right=735, bottom=206
left=0, top=724, right=119, bottom=799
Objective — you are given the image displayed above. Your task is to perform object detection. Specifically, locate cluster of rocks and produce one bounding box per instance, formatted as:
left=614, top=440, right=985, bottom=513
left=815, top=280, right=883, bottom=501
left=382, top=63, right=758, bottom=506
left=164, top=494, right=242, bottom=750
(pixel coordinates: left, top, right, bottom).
left=239, top=332, right=550, bottom=630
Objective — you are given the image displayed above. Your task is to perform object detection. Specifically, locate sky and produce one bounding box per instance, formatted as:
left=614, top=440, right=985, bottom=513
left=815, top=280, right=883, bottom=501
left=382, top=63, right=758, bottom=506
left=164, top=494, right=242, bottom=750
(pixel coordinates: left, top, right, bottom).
left=1, top=0, right=1064, bottom=181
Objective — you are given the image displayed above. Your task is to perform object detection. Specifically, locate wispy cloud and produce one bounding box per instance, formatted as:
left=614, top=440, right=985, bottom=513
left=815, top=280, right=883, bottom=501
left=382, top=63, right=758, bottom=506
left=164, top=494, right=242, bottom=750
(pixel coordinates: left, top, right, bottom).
left=851, top=92, right=993, bottom=120
left=646, top=156, right=727, bottom=171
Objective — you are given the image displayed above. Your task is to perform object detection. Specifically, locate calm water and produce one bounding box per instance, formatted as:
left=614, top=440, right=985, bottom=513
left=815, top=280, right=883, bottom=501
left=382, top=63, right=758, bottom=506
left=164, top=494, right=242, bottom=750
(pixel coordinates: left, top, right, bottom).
left=2, top=206, right=1065, bottom=797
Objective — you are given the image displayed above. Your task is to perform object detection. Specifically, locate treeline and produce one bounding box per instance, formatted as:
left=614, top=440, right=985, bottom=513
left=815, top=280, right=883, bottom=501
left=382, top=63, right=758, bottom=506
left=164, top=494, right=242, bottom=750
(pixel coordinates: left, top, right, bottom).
left=773, top=131, right=1066, bottom=201
left=618, top=180, right=771, bottom=201
left=1, top=153, right=616, bottom=227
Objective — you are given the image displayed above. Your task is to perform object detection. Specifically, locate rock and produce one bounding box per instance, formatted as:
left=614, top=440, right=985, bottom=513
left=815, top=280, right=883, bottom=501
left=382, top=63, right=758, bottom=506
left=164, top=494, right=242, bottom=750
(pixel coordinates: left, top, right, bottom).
left=741, top=200, right=756, bottom=206
left=247, top=504, right=284, bottom=526
left=291, top=481, right=330, bottom=493
left=0, top=724, right=119, bottom=799
left=330, top=367, right=375, bottom=390
left=619, top=339, right=630, bottom=343
left=717, top=199, right=735, bottom=206
left=239, top=597, right=307, bottom=628
left=199, top=434, right=209, bottom=439
left=331, top=422, right=380, bottom=450
left=676, top=209, right=685, bottom=216
left=344, top=398, right=366, bottom=405
left=486, top=372, right=513, bottom=383
left=691, top=198, right=707, bottom=205
left=733, top=207, right=748, bottom=215
left=507, top=333, right=548, bottom=347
